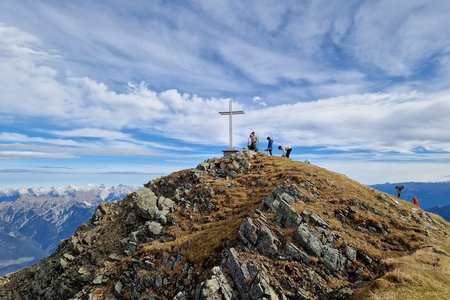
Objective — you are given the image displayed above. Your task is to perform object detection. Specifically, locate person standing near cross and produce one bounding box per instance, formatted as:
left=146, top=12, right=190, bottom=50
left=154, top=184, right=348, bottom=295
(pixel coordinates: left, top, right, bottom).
left=249, top=131, right=259, bottom=151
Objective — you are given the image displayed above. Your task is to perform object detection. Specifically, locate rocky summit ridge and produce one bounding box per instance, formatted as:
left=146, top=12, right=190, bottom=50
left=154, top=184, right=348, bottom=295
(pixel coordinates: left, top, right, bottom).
left=0, top=153, right=448, bottom=299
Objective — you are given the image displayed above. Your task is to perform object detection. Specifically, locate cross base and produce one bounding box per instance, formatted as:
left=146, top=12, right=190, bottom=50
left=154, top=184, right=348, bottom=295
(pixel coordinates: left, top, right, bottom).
left=222, top=148, right=240, bottom=158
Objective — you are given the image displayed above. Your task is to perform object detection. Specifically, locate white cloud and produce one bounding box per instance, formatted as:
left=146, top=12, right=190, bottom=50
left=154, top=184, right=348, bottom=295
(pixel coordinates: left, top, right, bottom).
left=346, top=0, right=450, bottom=76
left=252, top=96, right=267, bottom=106
left=237, top=91, right=450, bottom=153
left=48, top=128, right=129, bottom=140
left=1, top=24, right=450, bottom=155
left=0, top=151, right=75, bottom=160
left=0, top=132, right=79, bottom=146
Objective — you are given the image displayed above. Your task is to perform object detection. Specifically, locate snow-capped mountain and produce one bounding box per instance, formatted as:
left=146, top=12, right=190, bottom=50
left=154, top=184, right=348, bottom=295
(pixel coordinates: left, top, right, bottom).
left=0, top=184, right=135, bottom=202
left=0, top=184, right=136, bottom=276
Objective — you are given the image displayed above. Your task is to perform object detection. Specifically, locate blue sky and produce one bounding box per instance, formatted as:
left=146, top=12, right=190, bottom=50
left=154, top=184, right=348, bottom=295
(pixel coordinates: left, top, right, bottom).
left=1, top=0, right=450, bottom=188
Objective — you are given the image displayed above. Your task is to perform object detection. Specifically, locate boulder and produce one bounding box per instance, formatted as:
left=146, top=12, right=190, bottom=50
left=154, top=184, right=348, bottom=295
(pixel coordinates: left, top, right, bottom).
left=78, top=266, right=92, bottom=283
left=146, top=221, right=163, bottom=235
left=114, top=281, right=123, bottom=295
left=344, top=246, right=357, bottom=262
left=256, top=225, right=280, bottom=257
left=283, top=242, right=311, bottom=264
left=249, top=274, right=279, bottom=300
left=293, top=224, right=324, bottom=257
left=132, top=187, right=159, bottom=220
left=198, top=266, right=234, bottom=300
left=238, top=217, right=259, bottom=245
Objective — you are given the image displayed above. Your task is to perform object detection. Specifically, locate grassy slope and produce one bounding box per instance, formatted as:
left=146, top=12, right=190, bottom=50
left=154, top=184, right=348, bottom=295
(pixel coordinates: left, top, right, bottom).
left=353, top=222, right=450, bottom=300
left=2, top=153, right=448, bottom=299
left=139, top=153, right=449, bottom=297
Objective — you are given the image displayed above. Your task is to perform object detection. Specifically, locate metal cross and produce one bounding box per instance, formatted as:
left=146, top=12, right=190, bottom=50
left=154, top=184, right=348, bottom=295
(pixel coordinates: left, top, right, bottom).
left=219, top=99, right=245, bottom=149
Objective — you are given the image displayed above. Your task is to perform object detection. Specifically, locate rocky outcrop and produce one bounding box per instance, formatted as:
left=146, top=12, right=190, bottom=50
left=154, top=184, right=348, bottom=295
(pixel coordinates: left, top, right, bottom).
left=0, top=152, right=448, bottom=300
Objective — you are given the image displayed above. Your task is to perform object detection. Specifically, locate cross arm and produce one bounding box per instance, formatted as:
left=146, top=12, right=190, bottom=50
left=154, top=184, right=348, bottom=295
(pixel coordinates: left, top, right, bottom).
left=219, top=111, right=245, bottom=115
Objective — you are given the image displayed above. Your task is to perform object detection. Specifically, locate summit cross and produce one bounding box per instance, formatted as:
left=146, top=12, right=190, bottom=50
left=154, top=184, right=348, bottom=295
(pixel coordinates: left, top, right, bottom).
left=218, top=99, right=245, bottom=149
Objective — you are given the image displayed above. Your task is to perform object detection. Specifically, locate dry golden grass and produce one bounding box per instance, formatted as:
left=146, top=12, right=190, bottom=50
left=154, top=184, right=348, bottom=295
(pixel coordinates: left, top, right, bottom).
left=141, top=153, right=448, bottom=271
left=82, top=153, right=450, bottom=298
left=352, top=240, right=450, bottom=300
left=2, top=152, right=450, bottom=300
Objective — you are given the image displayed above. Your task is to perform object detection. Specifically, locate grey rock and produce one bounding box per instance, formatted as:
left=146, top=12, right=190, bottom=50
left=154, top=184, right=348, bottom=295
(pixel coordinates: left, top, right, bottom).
left=310, top=213, right=329, bottom=228
left=109, top=253, right=121, bottom=261
left=249, top=274, right=279, bottom=300
left=200, top=266, right=235, bottom=300
left=155, top=274, right=163, bottom=289
left=263, top=195, right=302, bottom=228
left=146, top=221, right=163, bottom=235
left=344, top=246, right=357, bottom=261
left=114, top=281, right=123, bottom=295
left=226, top=248, right=250, bottom=299
left=163, top=277, right=170, bottom=285
left=200, top=277, right=221, bottom=299
left=276, top=201, right=303, bottom=228
left=63, top=253, right=75, bottom=261
left=228, top=170, right=238, bottom=178
left=163, top=253, right=169, bottom=264
left=124, top=241, right=138, bottom=252
left=238, top=218, right=259, bottom=245
left=322, top=246, right=345, bottom=275
left=425, top=222, right=439, bottom=231
left=293, top=224, right=323, bottom=257
left=278, top=191, right=295, bottom=204
left=157, top=213, right=168, bottom=225
left=93, top=275, right=104, bottom=285
left=132, top=187, right=159, bottom=220
left=94, top=201, right=110, bottom=220
left=174, top=291, right=187, bottom=300
left=78, top=266, right=92, bottom=283
left=354, top=267, right=365, bottom=280
left=59, top=258, right=69, bottom=270
left=283, top=243, right=311, bottom=264
left=129, top=230, right=140, bottom=243
left=249, top=281, right=265, bottom=299
left=196, top=162, right=210, bottom=171
left=301, top=209, right=311, bottom=218
left=158, top=196, right=175, bottom=211
left=360, top=253, right=373, bottom=265
left=256, top=226, right=279, bottom=257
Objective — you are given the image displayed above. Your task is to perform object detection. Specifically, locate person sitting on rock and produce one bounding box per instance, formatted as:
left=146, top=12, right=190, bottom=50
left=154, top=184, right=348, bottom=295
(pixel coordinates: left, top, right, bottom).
left=278, top=145, right=292, bottom=158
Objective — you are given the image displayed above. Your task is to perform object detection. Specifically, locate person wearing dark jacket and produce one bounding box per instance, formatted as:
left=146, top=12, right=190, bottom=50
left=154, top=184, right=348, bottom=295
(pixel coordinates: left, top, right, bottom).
left=395, top=185, right=404, bottom=198
left=265, top=137, right=273, bottom=156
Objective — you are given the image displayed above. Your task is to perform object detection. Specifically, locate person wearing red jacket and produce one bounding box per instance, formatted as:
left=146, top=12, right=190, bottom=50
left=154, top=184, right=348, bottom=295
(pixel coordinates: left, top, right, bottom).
left=413, top=196, right=419, bottom=207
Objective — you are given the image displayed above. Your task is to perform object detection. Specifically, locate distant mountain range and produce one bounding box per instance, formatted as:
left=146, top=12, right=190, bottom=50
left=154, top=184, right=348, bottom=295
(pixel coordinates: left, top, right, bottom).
left=0, top=184, right=134, bottom=202
left=0, top=184, right=136, bottom=276
left=429, top=205, right=450, bottom=222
